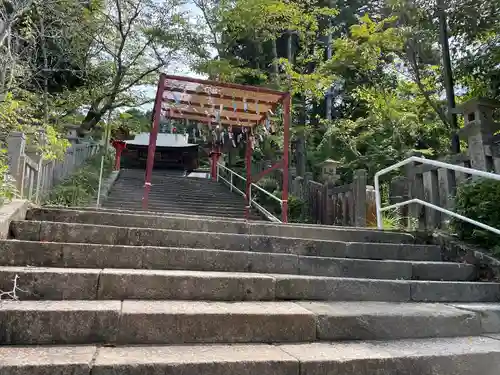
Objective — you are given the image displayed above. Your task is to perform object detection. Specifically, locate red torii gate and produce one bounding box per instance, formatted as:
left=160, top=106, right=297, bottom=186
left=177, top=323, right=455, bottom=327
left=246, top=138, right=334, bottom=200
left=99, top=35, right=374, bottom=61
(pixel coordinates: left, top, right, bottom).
left=144, top=73, right=291, bottom=222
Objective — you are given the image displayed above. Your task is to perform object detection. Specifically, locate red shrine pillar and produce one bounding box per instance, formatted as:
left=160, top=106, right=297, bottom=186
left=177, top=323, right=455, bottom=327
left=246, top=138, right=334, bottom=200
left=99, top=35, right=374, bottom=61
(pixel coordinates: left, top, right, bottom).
left=111, top=140, right=127, bottom=171
left=210, top=147, right=221, bottom=181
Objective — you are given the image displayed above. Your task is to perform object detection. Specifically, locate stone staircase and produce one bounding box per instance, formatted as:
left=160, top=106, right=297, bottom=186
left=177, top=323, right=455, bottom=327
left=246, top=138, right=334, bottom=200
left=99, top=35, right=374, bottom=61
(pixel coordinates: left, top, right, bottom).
left=1, top=207, right=500, bottom=374
left=102, top=168, right=262, bottom=220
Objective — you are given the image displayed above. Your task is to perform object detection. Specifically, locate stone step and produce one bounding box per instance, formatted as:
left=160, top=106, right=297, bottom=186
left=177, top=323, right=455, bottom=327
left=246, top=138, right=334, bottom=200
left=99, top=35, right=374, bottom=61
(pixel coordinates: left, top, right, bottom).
left=10, top=220, right=433, bottom=259
left=112, top=179, right=235, bottom=191
left=2, top=336, right=500, bottom=375
left=110, top=185, right=243, bottom=199
left=41, top=206, right=266, bottom=222
left=0, top=240, right=475, bottom=281
left=117, top=175, right=227, bottom=185
left=0, top=300, right=497, bottom=345
left=104, top=193, right=248, bottom=206
left=102, top=202, right=249, bottom=216
left=0, top=300, right=314, bottom=345
left=0, top=266, right=497, bottom=301
left=102, top=199, right=249, bottom=213
left=100, top=204, right=262, bottom=220
left=22, top=210, right=422, bottom=248
left=278, top=336, right=500, bottom=375
left=108, top=189, right=248, bottom=201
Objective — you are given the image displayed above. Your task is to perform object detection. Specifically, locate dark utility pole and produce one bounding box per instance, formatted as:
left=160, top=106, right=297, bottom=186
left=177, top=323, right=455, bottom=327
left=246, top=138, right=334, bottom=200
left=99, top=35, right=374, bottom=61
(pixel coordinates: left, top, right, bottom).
left=325, top=0, right=333, bottom=121
left=437, top=0, right=460, bottom=153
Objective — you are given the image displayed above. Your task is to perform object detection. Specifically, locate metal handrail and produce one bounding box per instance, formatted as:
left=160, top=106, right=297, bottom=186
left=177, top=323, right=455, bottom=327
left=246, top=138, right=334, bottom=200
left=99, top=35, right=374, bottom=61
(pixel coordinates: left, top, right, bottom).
left=251, top=182, right=282, bottom=204
left=217, top=163, right=246, bottom=197
left=375, top=156, right=500, bottom=235
left=217, top=163, right=282, bottom=222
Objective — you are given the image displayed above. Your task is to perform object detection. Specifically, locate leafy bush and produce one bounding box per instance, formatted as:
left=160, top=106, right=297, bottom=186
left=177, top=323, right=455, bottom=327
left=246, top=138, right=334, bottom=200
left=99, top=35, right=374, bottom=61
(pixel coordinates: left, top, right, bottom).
left=452, top=178, right=500, bottom=254
left=287, top=194, right=307, bottom=222
left=44, top=153, right=114, bottom=207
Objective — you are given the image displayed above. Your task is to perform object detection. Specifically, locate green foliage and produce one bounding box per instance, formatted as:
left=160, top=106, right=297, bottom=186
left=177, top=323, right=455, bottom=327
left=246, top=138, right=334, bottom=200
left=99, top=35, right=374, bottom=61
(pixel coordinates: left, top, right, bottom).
left=0, top=150, right=17, bottom=206
left=44, top=153, right=114, bottom=207
left=317, top=81, right=449, bottom=177
left=0, top=91, right=70, bottom=160
left=327, top=15, right=404, bottom=72
left=252, top=177, right=306, bottom=222
left=452, top=179, right=500, bottom=254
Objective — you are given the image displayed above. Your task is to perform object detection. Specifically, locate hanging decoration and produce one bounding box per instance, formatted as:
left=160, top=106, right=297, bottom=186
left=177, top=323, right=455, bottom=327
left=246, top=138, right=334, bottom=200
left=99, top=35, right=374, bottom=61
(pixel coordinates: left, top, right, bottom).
left=228, top=125, right=236, bottom=148
left=265, top=114, right=271, bottom=133
left=172, top=92, right=181, bottom=105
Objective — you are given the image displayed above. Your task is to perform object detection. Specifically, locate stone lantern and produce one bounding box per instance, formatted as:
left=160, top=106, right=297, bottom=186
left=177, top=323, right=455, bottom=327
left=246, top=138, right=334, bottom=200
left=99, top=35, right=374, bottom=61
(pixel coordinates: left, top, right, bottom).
left=65, top=124, right=81, bottom=144
left=319, top=159, right=340, bottom=184
left=458, top=98, right=500, bottom=172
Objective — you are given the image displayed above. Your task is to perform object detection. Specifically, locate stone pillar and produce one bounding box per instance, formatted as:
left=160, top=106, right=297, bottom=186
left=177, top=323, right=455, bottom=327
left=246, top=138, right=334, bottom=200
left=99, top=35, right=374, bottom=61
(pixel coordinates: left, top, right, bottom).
left=7, top=132, right=26, bottom=191
left=405, top=151, right=426, bottom=230
left=390, top=176, right=410, bottom=228
left=423, top=169, right=440, bottom=229
left=34, top=129, right=46, bottom=204
left=353, top=169, right=367, bottom=227
left=458, top=98, right=500, bottom=172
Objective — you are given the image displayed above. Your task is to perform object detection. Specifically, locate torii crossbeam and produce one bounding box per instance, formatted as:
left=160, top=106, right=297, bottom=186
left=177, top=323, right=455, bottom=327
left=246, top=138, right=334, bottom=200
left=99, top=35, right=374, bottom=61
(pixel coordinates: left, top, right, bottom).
left=144, top=73, right=291, bottom=222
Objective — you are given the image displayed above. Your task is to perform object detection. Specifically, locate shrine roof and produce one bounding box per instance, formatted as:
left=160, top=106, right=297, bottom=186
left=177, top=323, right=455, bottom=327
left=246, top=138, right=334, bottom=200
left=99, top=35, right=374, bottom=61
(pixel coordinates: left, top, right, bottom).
left=125, top=133, right=197, bottom=148
left=159, top=74, right=287, bottom=127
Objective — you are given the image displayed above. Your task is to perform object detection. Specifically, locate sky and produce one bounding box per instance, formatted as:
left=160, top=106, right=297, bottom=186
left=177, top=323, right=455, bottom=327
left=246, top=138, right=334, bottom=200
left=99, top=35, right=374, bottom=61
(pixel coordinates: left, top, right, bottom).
left=139, top=1, right=210, bottom=111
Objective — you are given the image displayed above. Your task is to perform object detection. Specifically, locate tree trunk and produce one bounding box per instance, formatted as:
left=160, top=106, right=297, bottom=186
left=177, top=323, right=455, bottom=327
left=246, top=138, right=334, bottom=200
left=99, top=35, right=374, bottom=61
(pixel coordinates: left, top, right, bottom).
left=78, top=102, right=106, bottom=136
left=271, top=39, right=279, bottom=86
left=295, top=94, right=306, bottom=177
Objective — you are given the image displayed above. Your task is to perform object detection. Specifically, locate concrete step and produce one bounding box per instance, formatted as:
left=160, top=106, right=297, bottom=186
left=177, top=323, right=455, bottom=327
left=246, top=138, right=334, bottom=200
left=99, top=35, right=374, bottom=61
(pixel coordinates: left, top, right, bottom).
left=0, top=266, right=497, bottom=301
left=0, top=240, right=475, bottom=281
left=23, top=209, right=422, bottom=248
left=10, top=221, right=434, bottom=260
left=2, top=336, right=500, bottom=375
left=0, top=300, right=498, bottom=345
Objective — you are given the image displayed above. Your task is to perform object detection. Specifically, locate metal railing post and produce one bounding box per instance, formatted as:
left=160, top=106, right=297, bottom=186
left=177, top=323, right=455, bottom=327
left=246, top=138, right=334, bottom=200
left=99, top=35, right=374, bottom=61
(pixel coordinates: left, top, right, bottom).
left=216, top=164, right=220, bottom=182
left=230, top=172, right=233, bottom=191
left=375, top=175, right=383, bottom=229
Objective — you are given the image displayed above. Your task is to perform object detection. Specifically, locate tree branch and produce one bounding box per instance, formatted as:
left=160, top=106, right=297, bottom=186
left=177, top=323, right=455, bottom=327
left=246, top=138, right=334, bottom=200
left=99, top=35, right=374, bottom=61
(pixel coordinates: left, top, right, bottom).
left=406, top=44, right=449, bottom=127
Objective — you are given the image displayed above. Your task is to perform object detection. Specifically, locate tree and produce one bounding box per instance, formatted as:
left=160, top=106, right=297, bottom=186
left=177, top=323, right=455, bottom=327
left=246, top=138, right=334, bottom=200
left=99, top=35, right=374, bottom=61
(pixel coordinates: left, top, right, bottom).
left=71, top=0, right=195, bottom=135
left=1, top=0, right=92, bottom=94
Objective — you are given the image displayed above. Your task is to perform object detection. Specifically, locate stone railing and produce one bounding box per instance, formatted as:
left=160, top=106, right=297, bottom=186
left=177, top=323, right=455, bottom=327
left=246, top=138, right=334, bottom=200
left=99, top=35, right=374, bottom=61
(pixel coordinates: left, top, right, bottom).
left=387, top=98, right=500, bottom=230
left=7, top=131, right=100, bottom=204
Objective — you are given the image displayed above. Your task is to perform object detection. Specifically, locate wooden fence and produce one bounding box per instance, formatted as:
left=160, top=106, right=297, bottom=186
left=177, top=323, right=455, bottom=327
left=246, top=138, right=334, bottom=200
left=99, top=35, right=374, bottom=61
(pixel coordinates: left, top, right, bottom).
left=289, top=169, right=375, bottom=227
left=7, top=131, right=100, bottom=203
